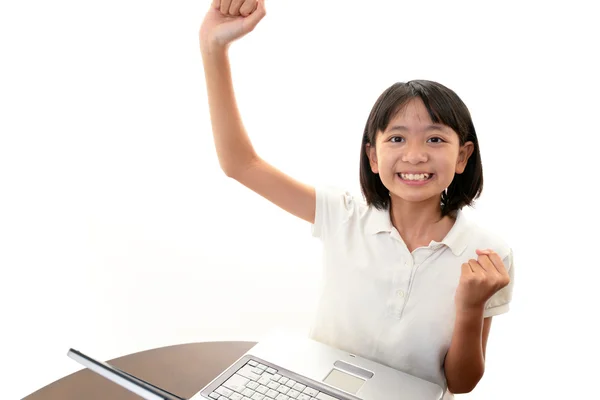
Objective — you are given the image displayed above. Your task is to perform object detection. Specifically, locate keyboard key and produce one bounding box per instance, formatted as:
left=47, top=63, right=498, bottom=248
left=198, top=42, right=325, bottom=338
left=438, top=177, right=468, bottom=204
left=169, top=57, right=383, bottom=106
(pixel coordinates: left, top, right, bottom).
left=253, top=367, right=265, bottom=375
left=267, top=368, right=277, bottom=374
left=297, top=394, right=311, bottom=400
left=248, top=361, right=259, bottom=367
left=292, top=383, right=306, bottom=392
left=267, top=381, right=280, bottom=390
left=246, top=382, right=260, bottom=390
left=216, top=387, right=234, bottom=397
left=272, top=374, right=282, bottom=382
left=251, top=393, right=265, bottom=400
left=258, top=376, right=272, bottom=386
left=302, top=388, right=319, bottom=397
left=238, top=366, right=261, bottom=381
left=256, top=385, right=269, bottom=394
left=278, top=377, right=289, bottom=385
left=266, top=389, right=279, bottom=399
left=316, top=392, right=338, bottom=400
left=210, top=393, right=220, bottom=399
left=287, top=389, right=301, bottom=399
left=276, top=395, right=289, bottom=400
left=224, top=374, right=251, bottom=393
left=242, top=388, right=256, bottom=397
left=277, top=385, right=290, bottom=394
left=231, top=393, right=244, bottom=400
left=285, top=380, right=296, bottom=388
left=219, top=396, right=229, bottom=400
left=257, top=364, right=268, bottom=370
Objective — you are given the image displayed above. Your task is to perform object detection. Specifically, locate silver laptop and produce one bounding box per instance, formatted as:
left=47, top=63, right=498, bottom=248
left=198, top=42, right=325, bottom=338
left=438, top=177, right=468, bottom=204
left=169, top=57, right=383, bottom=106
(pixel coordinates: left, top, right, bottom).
left=68, top=332, right=444, bottom=400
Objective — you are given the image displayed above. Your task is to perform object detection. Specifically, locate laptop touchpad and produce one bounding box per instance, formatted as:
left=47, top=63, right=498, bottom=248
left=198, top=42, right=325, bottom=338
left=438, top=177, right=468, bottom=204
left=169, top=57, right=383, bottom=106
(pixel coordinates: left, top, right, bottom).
left=323, top=361, right=373, bottom=394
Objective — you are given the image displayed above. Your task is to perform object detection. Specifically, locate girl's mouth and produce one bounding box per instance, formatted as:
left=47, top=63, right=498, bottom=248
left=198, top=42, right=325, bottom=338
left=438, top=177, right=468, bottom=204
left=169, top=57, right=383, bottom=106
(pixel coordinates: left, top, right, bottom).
left=397, top=173, right=434, bottom=185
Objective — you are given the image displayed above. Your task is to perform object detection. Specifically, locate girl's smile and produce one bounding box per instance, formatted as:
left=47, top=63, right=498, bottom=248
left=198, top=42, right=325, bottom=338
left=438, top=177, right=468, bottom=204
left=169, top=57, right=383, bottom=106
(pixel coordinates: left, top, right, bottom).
left=397, top=172, right=435, bottom=186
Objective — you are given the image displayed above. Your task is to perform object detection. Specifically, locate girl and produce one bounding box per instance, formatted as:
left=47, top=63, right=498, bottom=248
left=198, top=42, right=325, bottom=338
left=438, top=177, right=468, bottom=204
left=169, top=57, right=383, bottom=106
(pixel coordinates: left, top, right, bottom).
left=199, top=1, right=514, bottom=398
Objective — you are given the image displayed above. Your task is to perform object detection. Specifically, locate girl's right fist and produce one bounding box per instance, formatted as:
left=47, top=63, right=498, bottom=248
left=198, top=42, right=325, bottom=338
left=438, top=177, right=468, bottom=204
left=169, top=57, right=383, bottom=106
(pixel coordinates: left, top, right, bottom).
left=215, top=0, right=259, bottom=17
left=199, top=0, right=266, bottom=53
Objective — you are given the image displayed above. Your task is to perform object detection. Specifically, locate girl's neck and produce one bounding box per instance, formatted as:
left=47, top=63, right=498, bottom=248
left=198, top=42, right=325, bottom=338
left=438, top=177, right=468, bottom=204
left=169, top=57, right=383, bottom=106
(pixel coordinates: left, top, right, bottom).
left=389, top=196, right=455, bottom=248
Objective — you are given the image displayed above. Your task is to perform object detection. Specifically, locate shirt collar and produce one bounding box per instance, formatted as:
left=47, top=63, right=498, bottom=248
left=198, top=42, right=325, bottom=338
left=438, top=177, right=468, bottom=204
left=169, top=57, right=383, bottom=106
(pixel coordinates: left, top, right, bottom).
left=365, top=206, right=469, bottom=256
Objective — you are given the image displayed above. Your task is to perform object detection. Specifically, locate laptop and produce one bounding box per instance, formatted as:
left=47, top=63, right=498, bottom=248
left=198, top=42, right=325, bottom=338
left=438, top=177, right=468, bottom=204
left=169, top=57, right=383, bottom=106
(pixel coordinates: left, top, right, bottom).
left=68, top=332, right=444, bottom=400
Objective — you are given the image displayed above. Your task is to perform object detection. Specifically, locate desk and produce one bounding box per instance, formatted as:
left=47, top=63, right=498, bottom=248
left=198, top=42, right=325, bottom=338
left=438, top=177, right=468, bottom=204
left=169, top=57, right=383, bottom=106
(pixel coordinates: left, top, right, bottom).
left=23, top=341, right=257, bottom=400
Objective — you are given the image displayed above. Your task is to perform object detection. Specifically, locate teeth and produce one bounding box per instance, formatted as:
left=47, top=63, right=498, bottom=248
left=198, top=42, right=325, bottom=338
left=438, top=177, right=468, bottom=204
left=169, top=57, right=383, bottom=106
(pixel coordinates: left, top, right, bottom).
left=399, top=173, right=431, bottom=181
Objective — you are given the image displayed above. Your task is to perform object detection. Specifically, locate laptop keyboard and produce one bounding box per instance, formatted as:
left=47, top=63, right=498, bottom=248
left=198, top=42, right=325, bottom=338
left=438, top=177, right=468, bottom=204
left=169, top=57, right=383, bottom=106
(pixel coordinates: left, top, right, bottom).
left=209, top=360, right=340, bottom=400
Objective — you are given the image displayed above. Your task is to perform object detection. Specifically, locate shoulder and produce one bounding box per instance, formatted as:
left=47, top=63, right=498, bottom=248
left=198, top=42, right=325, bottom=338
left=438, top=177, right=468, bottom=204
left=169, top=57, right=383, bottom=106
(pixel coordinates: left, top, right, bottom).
left=312, top=186, right=377, bottom=239
left=459, top=213, right=513, bottom=262
left=316, top=185, right=366, bottom=208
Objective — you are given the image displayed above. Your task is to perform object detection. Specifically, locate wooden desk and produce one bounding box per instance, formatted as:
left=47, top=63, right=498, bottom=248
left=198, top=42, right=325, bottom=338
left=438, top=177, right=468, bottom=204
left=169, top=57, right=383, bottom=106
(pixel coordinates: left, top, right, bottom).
left=24, top=341, right=257, bottom=400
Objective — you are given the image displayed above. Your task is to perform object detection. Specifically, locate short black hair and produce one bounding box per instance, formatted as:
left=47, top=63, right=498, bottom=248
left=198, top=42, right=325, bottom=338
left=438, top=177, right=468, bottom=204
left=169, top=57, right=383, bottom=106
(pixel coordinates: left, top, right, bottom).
left=359, top=80, right=483, bottom=217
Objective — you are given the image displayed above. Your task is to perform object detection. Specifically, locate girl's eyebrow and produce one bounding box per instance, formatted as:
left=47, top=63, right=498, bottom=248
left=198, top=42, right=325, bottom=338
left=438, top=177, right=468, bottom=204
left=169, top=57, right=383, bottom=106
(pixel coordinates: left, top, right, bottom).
left=387, top=124, right=448, bottom=133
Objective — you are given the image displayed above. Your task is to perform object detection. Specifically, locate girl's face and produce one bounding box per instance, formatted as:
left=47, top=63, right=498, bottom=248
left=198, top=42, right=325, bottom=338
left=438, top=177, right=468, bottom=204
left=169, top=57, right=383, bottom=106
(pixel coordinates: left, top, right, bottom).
left=367, top=98, right=474, bottom=206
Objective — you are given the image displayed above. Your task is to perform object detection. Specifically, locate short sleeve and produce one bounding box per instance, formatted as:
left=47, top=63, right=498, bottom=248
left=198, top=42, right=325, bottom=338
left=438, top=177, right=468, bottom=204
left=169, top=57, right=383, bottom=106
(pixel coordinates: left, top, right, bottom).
left=311, top=186, right=356, bottom=240
left=483, top=248, right=515, bottom=318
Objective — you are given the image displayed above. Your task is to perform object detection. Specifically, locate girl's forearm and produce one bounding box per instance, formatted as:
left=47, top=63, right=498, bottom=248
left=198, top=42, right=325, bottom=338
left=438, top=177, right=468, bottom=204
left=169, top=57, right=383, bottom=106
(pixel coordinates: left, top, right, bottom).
left=444, top=307, right=485, bottom=394
left=201, top=46, right=258, bottom=177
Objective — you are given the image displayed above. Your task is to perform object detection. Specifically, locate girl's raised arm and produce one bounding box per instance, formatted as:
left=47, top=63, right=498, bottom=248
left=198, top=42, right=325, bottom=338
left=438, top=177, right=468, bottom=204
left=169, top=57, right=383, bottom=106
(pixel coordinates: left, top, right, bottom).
left=199, top=0, right=316, bottom=224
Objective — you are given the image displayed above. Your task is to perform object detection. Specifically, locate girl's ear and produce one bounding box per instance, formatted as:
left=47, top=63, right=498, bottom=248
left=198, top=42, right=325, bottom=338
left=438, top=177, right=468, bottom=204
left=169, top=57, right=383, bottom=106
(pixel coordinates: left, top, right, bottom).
left=366, top=143, right=379, bottom=174
left=456, top=141, right=474, bottom=174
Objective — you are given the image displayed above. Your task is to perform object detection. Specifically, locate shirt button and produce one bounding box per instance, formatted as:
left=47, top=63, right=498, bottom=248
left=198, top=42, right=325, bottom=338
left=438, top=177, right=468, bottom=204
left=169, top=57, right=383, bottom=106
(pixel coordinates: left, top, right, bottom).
left=396, top=290, right=405, bottom=298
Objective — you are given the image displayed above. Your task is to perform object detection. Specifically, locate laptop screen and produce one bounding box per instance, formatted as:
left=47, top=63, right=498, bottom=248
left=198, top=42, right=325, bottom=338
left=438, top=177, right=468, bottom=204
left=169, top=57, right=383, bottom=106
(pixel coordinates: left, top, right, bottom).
left=67, top=348, right=185, bottom=400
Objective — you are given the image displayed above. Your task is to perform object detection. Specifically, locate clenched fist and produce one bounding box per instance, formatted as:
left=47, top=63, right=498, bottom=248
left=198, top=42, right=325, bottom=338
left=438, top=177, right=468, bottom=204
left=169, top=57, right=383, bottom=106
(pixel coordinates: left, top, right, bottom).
left=454, top=249, right=511, bottom=313
left=199, top=0, right=266, bottom=53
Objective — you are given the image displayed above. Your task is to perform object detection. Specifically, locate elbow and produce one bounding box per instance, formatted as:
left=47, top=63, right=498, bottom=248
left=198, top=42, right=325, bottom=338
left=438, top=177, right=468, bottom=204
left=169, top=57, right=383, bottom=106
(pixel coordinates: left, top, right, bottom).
left=220, top=154, right=259, bottom=180
left=447, top=383, right=476, bottom=395
left=446, top=371, right=484, bottom=394
left=221, top=164, right=239, bottom=179
left=219, top=158, right=239, bottom=178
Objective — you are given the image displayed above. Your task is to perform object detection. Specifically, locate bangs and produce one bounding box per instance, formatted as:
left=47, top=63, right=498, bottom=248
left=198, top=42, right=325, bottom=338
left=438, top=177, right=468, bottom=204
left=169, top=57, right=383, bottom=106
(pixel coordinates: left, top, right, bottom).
left=369, top=80, right=471, bottom=144
left=408, top=81, right=471, bottom=143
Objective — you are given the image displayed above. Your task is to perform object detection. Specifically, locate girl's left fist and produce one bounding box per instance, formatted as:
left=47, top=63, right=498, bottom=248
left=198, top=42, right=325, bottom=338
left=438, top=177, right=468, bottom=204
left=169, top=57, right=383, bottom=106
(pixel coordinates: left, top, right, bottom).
left=454, top=249, right=511, bottom=312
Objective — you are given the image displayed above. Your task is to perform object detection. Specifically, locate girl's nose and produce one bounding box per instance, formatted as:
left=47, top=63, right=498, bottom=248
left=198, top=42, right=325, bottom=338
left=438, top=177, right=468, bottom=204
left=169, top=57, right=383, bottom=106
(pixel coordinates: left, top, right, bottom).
left=401, top=144, right=428, bottom=164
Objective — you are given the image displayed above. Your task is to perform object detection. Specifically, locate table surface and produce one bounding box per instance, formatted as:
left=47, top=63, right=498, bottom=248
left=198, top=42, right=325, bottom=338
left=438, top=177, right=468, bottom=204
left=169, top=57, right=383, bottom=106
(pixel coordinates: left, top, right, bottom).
left=23, top=341, right=257, bottom=400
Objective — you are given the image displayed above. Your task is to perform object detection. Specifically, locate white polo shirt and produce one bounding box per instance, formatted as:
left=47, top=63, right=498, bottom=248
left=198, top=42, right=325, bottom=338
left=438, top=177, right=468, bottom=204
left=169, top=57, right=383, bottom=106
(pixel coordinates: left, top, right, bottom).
left=309, top=186, right=514, bottom=397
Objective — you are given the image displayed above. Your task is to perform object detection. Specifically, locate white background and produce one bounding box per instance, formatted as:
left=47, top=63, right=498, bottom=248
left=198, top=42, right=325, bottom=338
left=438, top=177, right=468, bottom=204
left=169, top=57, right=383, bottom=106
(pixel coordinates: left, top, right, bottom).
left=1, top=0, right=599, bottom=399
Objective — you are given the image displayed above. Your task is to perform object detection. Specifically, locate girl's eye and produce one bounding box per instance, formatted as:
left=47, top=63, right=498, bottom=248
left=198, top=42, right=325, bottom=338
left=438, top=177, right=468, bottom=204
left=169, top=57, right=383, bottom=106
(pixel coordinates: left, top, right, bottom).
left=390, top=137, right=444, bottom=143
